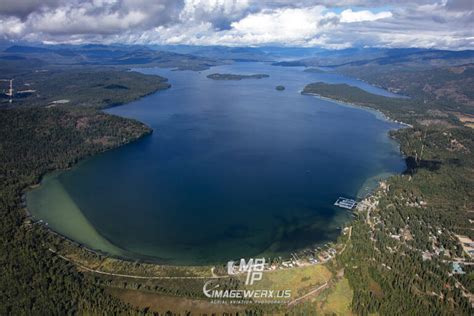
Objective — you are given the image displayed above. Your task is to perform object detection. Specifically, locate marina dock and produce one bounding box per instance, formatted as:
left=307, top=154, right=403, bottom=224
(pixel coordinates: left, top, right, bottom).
left=334, top=197, right=357, bottom=210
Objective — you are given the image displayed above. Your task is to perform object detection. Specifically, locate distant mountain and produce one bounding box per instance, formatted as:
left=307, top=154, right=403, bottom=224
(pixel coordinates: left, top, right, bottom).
left=327, top=49, right=474, bottom=68
left=1, top=44, right=224, bottom=71
left=3, top=43, right=474, bottom=75
left=275, top=48, right=474, bottom=68
left=152, top=45, right=341, bottom=61
left=5, top=45, right=54, bottom=54
left=150, top=45, right=273, bottom=61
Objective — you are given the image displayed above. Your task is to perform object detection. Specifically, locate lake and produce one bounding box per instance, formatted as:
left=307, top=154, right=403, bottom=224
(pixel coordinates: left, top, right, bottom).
left=27, top=62, right=405, bottom=265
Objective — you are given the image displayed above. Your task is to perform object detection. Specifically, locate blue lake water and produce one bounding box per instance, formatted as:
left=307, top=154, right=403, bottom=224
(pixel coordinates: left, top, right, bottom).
left=27, top=62, right=405, bottom=265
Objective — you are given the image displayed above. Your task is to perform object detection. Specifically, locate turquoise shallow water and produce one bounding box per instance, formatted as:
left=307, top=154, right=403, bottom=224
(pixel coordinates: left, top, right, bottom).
left=27, top=62, right=405, bottom=265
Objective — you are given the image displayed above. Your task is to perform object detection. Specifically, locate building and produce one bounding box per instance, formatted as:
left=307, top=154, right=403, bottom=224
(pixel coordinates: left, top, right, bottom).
left=452, top=262, right=465, bottom=274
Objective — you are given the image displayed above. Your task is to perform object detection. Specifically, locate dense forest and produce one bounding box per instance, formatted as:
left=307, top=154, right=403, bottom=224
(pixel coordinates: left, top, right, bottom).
left=0, top=58, right=180, bottom=314
left=304, top=82, right=474, bottom=314
left=338, top=63, right=474, bottom=115
left=302, top=82, right=451, bottom=124
left=0, top=107, right=157, bottom=314
left=0, top=67, right=170, bottom=109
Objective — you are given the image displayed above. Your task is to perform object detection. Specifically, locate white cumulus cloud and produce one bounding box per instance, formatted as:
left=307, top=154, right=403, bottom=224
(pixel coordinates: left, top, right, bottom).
left=340, top=9, right=392, bottom=23
left=230, top=7, right=325, bottom=43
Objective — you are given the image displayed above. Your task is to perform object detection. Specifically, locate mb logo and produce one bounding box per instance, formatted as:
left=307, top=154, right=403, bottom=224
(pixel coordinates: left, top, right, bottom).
left=227, top=258, right=265, bottom=285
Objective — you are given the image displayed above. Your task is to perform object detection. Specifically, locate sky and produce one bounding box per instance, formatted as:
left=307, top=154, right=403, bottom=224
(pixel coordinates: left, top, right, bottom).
left=0, top=0, right=472, bottom=49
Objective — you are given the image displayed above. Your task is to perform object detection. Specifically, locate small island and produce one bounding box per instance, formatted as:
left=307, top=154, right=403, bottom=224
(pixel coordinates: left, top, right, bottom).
left=206, top=73, right=269, bottom=80
left=276, top=85, right=285, bottom=91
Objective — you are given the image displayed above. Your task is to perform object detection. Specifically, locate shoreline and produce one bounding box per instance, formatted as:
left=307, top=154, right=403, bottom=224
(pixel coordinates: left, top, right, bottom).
left=301, top=91, right=413, bottom=128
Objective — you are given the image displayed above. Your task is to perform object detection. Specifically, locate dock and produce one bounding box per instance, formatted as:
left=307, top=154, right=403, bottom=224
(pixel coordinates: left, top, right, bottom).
left=334, top=197, right=357, bottom=210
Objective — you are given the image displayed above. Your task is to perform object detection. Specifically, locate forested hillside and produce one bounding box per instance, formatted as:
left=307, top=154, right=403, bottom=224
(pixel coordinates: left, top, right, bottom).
left=0, top=107, right=155, bottom=314
left=303, top=82, right=474, bottom=315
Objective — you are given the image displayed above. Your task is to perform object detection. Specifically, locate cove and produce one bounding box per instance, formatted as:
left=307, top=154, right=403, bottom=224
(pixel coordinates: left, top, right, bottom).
left=27, top=62, right=406, bottom=265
